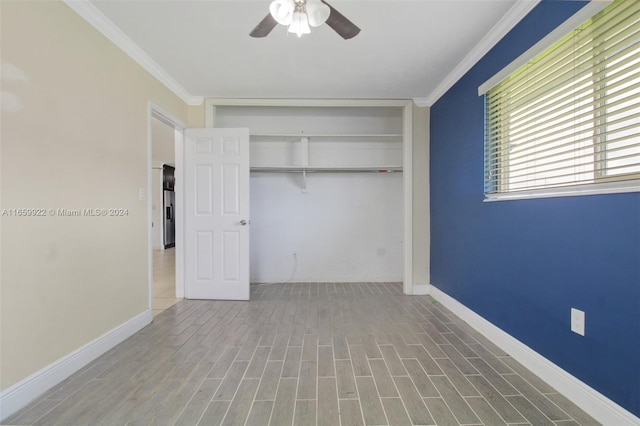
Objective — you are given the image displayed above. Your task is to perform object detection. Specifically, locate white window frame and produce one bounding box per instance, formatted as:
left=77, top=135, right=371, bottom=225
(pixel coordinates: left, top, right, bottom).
left=479, top=0, right=640, bottom=202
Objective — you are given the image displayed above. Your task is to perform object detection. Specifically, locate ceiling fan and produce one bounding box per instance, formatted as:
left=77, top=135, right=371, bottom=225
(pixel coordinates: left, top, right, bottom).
left=250, top=0, right=360, bottom=39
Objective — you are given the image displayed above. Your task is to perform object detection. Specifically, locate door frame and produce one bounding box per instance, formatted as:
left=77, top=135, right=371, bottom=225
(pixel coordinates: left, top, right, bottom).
left=204, top=98, right=416, bottom=294
left=147, top=102, right=187, bottom=312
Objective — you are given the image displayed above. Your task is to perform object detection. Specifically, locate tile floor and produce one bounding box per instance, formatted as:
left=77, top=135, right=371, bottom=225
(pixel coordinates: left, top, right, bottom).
left=5, top=282, right=599, bottom=425
left=153, top=248, right=180, bottom=317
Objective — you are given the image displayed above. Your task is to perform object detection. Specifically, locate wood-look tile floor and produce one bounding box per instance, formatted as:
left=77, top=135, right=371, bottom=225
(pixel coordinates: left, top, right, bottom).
left=6, top=283, right=600, bottom=426
left=153, top=248, right=180, bottom=318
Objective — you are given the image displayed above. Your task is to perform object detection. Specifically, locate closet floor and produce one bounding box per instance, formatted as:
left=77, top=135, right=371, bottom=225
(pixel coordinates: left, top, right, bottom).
left=6, top=282, right=599, bottom=425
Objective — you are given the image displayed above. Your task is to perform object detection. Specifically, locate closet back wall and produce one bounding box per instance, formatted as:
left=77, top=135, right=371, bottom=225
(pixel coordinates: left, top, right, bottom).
left=250, top=172, right=403, bottom=283
left=216, top=106, right=404, bottom=283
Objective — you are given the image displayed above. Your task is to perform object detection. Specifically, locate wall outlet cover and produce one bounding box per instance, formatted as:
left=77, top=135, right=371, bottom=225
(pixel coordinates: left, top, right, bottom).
left=571, top=308, right=585, bottom=336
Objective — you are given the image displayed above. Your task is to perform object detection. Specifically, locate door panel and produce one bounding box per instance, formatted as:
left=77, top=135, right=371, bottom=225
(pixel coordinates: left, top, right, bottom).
left=195, top=165, right=213, bottom=214
left=222, top=164, right=240, bottom=214
left=223, top=231, right=241, bottom=280
left=196, top=231, right=214, bottom=280
left=184, top=128, right=250, bottom=300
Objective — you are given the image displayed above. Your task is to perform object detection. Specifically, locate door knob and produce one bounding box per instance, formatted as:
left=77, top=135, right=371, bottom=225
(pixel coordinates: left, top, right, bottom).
left=240, top=219, right=249, bottom=226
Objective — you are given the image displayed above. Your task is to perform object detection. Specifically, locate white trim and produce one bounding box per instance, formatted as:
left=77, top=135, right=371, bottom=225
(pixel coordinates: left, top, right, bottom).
left=402, top=102, right=414, bottom=295
left=205, top=98, right=411, bottom=109
left=478, top=1, right=611, bottom=95
left=149, top=102, right=187, bottom=130
left=412, top=283, right=430, bottom=295
left=427, top=284, right=640, bottom=426
left=0, top=310, right=152, bottom=422
left=484, top=180, right=640, bottom=202
left=147, top=105, right=154, bottom=311
left=174, top=128, right=185, bottom=299
left=423, top=0, right=541, bottom=106
left=63, top=0, right=203, bottom=106
left=412, top=98, right=430, bottom=108
left=148, top=102, right=186, bottom=302
left=205, top=105, right=216, bottom=129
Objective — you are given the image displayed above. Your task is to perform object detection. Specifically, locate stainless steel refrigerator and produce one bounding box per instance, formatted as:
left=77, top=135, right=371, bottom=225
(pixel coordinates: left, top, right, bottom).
left=163, top=190, right=175, bottom=248
left=163, top=165, right=175, bottom=248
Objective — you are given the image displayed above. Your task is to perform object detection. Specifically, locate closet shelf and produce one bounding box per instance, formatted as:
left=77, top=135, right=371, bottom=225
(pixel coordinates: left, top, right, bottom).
left=250, top=166, right=403, bottom=173
left=250, top=133, right=403, bottom=142
left=251, top=166, right=402, bottom=191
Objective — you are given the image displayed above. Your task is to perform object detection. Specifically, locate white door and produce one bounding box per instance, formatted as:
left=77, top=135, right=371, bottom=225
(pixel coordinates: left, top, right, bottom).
left=184, top=128, right=250, bottom=300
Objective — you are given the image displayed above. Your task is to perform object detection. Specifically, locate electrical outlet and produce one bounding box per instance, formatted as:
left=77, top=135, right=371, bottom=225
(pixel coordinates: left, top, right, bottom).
left=571, top=308, right=585, bottom=336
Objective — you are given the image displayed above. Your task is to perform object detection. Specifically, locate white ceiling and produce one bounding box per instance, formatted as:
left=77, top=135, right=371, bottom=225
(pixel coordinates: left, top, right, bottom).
left=86, top=0, right=531, bottom=102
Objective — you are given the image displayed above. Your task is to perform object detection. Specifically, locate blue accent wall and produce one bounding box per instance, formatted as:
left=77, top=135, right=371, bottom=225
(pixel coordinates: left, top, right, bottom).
left=430, top=0, right=640, bottom=417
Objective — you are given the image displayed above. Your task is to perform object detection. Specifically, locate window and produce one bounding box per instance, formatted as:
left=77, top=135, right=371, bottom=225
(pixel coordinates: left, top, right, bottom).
left=483, top=0, right=640, bottom=199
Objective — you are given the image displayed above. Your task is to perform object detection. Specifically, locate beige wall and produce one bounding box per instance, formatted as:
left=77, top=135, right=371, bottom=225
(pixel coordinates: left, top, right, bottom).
left=412, top=103, right=430, bottom=285
left=188, top=104, right=206, bottom=128
left=151, top=117, right=176, bottom=167
left=0, top=1, right=190, bottom=390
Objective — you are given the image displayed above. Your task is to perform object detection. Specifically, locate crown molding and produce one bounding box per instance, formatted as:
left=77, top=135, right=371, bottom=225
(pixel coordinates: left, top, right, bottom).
left=64, top=0, right=203, bottom=106
left=412, top=98, right=430, bottom=108
left=478, top=0, right=610, bottom=96
left=422, top=0, right=541, bottom=107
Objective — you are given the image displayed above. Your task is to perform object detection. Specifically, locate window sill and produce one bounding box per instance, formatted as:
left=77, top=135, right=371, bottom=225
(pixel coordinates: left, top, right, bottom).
left=484, top=180, right=640, bottom=202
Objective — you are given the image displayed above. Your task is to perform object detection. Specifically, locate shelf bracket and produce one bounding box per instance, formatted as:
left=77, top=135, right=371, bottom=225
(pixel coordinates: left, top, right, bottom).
left=301, top=137, right=309, bottom=167
left=301, top=170, right=307, bottom=193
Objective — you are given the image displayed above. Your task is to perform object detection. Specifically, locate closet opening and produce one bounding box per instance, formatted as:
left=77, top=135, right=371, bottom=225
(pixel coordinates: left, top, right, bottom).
left=206, top=100, right=414, bottom=293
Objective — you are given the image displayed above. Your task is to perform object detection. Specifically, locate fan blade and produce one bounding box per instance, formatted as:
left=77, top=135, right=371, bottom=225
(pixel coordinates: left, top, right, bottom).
left=250, top=13, right=278, bottom=38
left=322, top=1, right=360, bottom=40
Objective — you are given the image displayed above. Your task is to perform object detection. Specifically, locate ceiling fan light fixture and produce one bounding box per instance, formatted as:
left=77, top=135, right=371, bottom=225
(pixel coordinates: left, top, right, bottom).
left=306, top=0, right=330, bottom=27
left=288, top=11, right=311, bottom=37
left=251, top=0, right=359, bottom=40
left=269, top=0, right=295, bottom=25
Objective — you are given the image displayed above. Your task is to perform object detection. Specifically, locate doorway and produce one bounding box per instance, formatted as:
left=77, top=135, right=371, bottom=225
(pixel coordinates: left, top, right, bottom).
left=149, top=107, right=184, bottom=316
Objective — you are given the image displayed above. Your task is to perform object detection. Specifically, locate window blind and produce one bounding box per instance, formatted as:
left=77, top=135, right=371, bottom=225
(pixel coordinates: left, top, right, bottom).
left=484, top=0, right=640, bottom=196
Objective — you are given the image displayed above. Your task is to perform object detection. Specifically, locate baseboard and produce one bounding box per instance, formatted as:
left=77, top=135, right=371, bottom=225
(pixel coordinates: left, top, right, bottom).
left=0, top=310, right=152, bottom=421
left=250, top=278, right=404, bottom=284
left=411, top=283, right=430, bottom=295
left=427, top=284, right=640, bottom=426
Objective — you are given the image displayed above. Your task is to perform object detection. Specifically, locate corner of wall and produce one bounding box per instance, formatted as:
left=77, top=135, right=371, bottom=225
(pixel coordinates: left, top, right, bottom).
left=411, top=104, right=431, bottom=287
left=0, top=310, right=152, bottom=422
left=187, top=104, right=206, bottom=128
left=412, top=283, right=430, bottom=295
left=428, top=284, right=640, bottom=426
